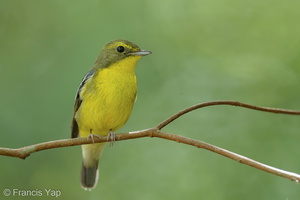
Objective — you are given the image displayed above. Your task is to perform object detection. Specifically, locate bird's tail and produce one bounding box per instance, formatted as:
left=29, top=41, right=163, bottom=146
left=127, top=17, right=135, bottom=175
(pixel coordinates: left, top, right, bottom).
left=81, top=143, right=106, bottom=190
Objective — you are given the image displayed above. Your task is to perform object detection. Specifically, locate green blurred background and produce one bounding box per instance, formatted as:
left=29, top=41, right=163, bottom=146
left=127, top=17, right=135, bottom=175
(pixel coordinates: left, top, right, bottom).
left=1, top=0, right=300, bottom=199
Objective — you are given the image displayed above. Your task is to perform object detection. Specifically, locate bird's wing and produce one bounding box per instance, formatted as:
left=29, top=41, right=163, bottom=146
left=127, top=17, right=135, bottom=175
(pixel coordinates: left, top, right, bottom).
left=71, top=70, right=95, bottom=138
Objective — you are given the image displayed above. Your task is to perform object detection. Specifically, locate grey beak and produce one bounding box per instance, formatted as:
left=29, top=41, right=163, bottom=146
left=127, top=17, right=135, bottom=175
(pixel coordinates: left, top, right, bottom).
left=129, top=50, right=152, bottom=56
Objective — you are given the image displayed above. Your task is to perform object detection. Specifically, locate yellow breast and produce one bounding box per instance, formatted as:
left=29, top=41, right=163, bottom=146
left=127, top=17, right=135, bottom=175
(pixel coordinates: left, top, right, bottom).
left=75, top=56, right=141, bottom=137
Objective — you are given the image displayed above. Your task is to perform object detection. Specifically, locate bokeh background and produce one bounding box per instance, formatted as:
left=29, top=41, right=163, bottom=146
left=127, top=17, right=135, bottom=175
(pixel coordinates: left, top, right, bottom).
left=1, top=0, right=300, bottom=199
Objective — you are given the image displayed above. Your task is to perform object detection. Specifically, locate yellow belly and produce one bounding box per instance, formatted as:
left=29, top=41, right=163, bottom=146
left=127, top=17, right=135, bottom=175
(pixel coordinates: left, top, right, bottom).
left=75, top=66, right=137, bottom=137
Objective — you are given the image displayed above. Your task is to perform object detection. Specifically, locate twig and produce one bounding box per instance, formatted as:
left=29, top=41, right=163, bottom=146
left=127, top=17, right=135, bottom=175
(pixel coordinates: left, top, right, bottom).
left=0, top=101, right=299, bottom=183
left=157, top=100, right=300, bottom=129
left=151, top=130, right=300, bottom=183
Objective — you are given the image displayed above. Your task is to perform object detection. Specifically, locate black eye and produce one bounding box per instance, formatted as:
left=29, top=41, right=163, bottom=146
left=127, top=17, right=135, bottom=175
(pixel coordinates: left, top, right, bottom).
left=116, top=46, right=125, bottom=53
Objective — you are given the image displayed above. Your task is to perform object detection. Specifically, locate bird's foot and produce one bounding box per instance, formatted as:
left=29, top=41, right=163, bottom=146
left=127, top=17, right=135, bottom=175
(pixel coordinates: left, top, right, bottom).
left=107, top=130, right=115, bottom=146
left=88, top=130, right=101, bottom=145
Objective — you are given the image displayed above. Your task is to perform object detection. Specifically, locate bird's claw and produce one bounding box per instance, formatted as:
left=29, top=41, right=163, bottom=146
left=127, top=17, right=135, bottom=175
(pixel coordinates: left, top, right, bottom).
left=107, top=131, right=115, bottom=146
left=88, top=131, right=101, bottom=145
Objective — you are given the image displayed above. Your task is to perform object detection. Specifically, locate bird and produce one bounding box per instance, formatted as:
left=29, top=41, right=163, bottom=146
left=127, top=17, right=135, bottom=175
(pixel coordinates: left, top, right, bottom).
left=71, top=39, right=151, bottom=190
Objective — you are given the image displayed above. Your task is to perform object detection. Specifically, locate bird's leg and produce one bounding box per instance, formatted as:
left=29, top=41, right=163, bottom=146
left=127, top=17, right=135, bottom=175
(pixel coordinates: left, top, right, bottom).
left=88, top=129, right=101, bottom=146
left=107, top=130, right=115, bottom=146
left=88, top=129, right=95, bottom=145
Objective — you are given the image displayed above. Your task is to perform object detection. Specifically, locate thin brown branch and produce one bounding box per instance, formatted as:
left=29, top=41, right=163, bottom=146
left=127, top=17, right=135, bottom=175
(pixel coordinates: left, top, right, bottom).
left=0, top=101, right=299, bottom=184
left=0, top=137, right=105, bottom=159
left=151, top=130, right=300, bottom=183
left=156, top=100, right=300, bottom=129
left=0, top=128, right=156, bottom=159
left=0, top=128, right=299, bottom=182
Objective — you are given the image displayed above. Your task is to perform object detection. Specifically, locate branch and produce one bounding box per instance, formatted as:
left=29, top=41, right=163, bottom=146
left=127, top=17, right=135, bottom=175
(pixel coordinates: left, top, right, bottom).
left=157, top=100, right=300, bottom=129
left=0, top=101, right=299, bottom=183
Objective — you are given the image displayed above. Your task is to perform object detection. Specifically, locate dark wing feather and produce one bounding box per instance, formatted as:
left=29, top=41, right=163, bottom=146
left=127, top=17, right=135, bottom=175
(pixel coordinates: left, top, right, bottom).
left=71, top=70, right=95, bottom=138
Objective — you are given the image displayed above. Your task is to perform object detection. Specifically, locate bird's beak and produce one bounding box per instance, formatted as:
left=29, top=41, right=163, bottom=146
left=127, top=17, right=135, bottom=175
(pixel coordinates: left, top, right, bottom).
left=129, top=50, right=152, bottom=56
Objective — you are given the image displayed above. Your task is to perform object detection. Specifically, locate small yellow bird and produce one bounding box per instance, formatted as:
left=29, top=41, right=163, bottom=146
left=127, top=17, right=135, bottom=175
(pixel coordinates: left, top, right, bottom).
left=71, top=39, right=151, bottom=190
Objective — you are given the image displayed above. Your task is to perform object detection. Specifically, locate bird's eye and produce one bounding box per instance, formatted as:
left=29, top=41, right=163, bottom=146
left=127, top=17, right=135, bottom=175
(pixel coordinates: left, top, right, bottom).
left=116, top=46, right=125, bottom=53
